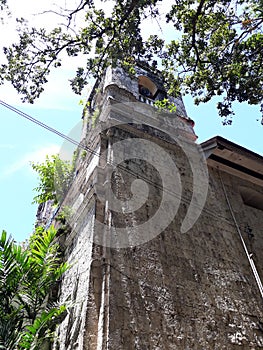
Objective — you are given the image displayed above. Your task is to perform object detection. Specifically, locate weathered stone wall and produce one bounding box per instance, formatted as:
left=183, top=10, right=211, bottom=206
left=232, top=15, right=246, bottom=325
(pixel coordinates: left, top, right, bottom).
left=53, top=131, right=102, bottom=349
left=55, top=121, right=263, bottom=349
left=104, top=166, right=263, bottom=349
left=54, top=67, right=263, bottom=349
left=90, top=65, right=189, bottom=120
left=54, top=206, right=95, bottom=350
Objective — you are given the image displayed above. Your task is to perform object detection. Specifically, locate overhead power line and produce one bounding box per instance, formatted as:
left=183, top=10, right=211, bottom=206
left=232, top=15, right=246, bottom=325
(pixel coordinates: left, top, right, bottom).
left=0, top=99, right=247, bottom=228
left=0, top=99, right=99, bottom=158
left=0, top=99, right=183, bottom=199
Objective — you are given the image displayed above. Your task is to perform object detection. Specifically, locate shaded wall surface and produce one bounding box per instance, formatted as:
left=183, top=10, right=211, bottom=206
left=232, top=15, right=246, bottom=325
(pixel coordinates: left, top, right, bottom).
left=52, top=67, right=263, bottom=349
left=54, top=128, right=263, bottom=349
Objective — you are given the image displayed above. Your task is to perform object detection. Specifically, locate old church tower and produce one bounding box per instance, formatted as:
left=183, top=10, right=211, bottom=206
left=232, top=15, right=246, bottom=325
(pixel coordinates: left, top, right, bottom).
left=42, top=64, right=263, bottom=349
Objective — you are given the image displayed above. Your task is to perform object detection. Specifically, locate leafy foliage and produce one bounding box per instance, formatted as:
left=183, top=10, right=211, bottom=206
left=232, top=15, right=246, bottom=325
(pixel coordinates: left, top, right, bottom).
left=32, top=154, right=75, bottom=205
left=1, top=0, right=263, bottom=123
left=0, top=226, right=68, bottom=349
left=154, top=98, right=177, bottom=113
left=0, top=0, right=7, bottom=12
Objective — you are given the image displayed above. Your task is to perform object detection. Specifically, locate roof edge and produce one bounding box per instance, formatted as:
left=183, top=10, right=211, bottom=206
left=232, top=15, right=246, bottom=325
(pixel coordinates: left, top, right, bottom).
left=201, top=136, right=263, bottom=163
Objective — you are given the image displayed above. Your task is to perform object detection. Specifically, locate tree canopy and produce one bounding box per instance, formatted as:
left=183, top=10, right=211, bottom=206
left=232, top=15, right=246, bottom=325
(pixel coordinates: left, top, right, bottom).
left=0, top=0, right=263, bottom=124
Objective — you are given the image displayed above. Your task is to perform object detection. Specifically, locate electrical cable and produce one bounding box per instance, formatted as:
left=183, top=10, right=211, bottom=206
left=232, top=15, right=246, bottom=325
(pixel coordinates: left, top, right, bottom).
left=0, top=100, right=99, bottom=158
left=0, top=99, right=189, bottom=203
left=219, top=171, right=263, bottom=300
left=0, top=99, right=255, bottom=229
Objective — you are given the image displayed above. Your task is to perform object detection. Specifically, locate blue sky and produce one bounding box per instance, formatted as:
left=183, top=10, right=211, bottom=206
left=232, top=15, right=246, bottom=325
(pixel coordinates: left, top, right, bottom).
left=0, top=0, right=262, bottom=242
left=0, top=76, right=84, bottom=242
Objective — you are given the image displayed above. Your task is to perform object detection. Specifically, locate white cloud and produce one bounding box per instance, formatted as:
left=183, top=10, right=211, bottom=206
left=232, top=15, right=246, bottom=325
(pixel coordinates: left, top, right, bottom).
left=0, top=144, right=60, bottom=179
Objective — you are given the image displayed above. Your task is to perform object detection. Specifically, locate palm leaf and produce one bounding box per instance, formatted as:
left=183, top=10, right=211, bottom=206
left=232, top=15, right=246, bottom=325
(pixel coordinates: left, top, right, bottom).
left=0, top=227, right=69, bottom=349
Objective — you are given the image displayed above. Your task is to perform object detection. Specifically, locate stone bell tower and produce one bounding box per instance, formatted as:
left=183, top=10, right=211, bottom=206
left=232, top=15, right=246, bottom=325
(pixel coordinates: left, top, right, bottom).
left=53, top=63, right=263, bottom=349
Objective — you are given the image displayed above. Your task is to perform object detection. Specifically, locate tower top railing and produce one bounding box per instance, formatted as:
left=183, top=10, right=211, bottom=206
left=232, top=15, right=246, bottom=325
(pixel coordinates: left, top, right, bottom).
left=138, top=94, right=155, bottom=106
